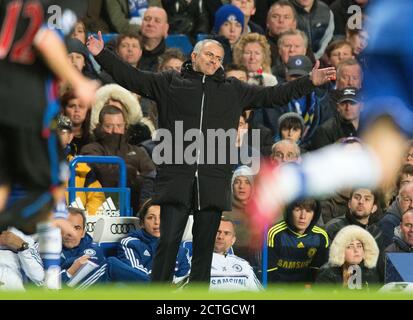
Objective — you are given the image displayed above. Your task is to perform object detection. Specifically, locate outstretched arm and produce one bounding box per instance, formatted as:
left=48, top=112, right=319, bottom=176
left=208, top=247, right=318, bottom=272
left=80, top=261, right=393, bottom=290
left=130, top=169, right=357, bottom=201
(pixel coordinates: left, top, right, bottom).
left=240, top=61, right=336, bottom=109
left=87, top=32, right=166, bottom=101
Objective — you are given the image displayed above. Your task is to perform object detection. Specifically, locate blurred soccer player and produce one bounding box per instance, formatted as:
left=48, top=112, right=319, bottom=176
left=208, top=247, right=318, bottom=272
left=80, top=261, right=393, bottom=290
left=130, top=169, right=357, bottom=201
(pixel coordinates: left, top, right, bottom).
left=247, top=0, right=413, bottom=247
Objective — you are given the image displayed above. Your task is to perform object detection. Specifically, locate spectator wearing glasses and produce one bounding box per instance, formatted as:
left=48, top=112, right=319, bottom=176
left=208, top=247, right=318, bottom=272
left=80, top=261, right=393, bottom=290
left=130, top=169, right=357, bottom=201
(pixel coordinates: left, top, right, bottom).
left=271, top=139, right=301, bottom=164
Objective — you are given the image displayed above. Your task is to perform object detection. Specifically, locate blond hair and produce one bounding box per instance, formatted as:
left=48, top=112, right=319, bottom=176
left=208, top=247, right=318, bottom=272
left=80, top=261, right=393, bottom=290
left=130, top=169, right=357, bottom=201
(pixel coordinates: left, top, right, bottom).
left=233, top=33, right=272, bottom=73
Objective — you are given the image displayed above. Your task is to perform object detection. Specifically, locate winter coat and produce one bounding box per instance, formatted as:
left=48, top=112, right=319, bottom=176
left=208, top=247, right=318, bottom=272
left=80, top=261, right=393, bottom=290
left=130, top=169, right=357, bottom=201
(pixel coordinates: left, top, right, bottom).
left=138, top=38, right=166, bottom=72
left=308, top=112, right=358, bottom=150
left=316, top=263, right=380, bottom=286
left=291, top=0, right=334, bottom=59
left=80, top=129, right=156, bottom=212
left=90, top=84, right=143, bottom=134
left=316, top=225, right=380, bottom=287
left=95, top=48, right=317, bottom=211
left=325, top=210, right=384, bottom=250
left=83, top=0, right=110, bottom=33
left=162, top=0, right=209, bottom=44
left=378, top=199, right=403, bottom=248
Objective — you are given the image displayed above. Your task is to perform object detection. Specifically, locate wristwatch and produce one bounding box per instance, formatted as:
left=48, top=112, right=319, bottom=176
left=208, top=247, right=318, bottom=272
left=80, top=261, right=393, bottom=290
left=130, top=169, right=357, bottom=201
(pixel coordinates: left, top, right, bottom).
left=17, top=242, right=29, bottom=252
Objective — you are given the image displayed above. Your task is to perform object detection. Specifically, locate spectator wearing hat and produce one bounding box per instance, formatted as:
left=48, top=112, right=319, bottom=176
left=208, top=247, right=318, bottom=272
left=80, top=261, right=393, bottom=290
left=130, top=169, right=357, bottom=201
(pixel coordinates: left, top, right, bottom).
left=66, top=37, right=114, bottom=85
left=277, top=112, right=305, bottom=143
left=210, top=4, right=244, bottom=66
left=316, top=225, right=380, bottom=288
left=309, top=87, right=361, bottom=150
left=222, top=166, right=258, bottom=265
left=56, top=116, right=105, bottom=215
left=66, top=38, right=101, bottom=81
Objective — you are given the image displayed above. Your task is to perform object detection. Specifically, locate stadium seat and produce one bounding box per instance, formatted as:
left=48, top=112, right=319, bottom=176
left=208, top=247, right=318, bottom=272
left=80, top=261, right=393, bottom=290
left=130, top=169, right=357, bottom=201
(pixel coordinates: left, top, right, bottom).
left=385, top=253, right=413, bottom=283
left=90, top=216, right=140, bottom=257
left=196, top=33, right=209, bottom=43
left=165, top=34, right=193, bottom=56
left=89, top=33, right=119, bottom=44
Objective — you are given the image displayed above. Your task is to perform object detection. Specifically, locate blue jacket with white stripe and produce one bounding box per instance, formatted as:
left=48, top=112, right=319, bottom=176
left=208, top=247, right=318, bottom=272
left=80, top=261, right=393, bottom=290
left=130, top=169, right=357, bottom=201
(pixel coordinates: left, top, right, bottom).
left=117, top=229, right=191, bottom=280
left=60, top=234, right=107, bottom=288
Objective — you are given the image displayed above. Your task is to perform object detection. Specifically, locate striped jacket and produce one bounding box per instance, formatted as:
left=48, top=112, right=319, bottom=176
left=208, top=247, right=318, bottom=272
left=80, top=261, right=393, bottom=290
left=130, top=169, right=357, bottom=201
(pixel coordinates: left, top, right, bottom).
left=61, top=234, right=107, bottom=289
left=117, top=229, right=191, bottom=282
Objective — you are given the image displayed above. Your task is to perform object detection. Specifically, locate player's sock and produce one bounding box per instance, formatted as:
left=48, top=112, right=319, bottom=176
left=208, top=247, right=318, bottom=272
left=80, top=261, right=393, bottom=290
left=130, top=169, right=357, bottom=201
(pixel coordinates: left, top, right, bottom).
left=37, top=222, right=62, bottom=289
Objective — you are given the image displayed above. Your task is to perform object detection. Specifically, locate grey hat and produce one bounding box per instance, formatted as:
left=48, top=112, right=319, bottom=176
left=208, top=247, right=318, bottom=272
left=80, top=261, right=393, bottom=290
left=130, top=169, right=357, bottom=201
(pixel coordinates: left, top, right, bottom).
left=338, top=87, right=361, bottom=104
left=286, top=55, right=313, bottom=77
left=231, top=165, right=254, bottom=189
left=278, top=112, right=305, bottom=131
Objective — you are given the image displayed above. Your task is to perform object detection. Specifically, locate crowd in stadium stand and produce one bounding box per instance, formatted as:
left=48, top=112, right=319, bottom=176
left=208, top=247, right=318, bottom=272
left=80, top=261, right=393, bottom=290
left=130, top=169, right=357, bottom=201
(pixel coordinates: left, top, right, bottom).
left=2, top=0, right=413, bottom=293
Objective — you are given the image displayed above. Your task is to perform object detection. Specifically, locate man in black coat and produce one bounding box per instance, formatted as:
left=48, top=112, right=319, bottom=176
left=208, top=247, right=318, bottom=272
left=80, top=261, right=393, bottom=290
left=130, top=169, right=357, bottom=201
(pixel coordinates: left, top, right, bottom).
left=87, top=32, right=335, bottom=284
left=309, top=87, right=361, bottom=150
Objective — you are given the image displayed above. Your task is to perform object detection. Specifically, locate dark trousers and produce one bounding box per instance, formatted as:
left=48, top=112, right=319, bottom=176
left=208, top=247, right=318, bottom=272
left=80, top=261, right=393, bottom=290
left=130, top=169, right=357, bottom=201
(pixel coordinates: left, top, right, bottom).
left=151, top=203, right=222, bottom=283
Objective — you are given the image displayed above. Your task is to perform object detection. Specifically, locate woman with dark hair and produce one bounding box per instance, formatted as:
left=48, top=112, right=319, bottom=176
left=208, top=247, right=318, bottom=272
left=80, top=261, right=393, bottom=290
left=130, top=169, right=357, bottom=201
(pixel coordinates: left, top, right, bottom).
left=61, top=90, right=92, bottom=154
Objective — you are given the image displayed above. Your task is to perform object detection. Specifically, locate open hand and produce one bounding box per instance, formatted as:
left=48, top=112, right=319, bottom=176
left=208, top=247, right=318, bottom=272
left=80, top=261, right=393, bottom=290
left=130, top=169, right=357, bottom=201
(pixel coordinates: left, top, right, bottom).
left=86, top=31, right=104, bottom=56
left=310, top=60, right=336, bottom=86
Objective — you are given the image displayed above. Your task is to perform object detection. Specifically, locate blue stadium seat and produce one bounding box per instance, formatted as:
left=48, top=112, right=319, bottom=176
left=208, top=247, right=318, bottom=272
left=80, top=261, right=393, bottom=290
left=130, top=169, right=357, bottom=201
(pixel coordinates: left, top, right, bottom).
left=165, top=34, right=193, bottom=56
left=89, top=33, right=119, bottom=44
left=196, top=33, right=209, bottom=43
left=385, top=253, right=413, bottom=283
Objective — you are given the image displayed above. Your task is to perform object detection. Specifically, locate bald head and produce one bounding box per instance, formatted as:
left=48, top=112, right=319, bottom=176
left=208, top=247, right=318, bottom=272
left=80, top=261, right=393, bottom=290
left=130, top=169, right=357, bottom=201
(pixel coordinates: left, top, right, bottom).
left=398, top=183, right=413, bottom=214
left=401, top=209, right=413, bottom=246
left=141, top=7, right=169, bottom=40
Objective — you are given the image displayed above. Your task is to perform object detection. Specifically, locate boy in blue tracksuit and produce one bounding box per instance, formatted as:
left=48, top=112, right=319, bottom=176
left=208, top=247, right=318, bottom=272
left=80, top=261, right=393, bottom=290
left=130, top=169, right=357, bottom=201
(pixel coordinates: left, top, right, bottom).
left=60, top=207, right=149, bottom=289
left=117, top=199, right=191, bottom=283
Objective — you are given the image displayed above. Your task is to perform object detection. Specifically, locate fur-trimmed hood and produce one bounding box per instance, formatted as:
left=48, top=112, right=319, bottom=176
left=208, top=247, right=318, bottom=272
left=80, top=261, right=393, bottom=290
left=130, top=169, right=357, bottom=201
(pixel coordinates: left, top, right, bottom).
left=90, top=84, right=143, bottom=133
left=329, top=225, right=379, bottom=269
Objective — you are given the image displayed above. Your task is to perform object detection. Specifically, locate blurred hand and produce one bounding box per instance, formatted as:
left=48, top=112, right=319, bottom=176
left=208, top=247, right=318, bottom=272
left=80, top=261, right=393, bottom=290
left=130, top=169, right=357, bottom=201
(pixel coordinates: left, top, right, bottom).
left=67, top=255, right=91, bottom=276
left=0, top=231, right=25, bottom=251
left=72, top=78, right=100, bottom=109
left=310, top=60, right=336, bottom=86
left=86, top=31, right=104, bottom=56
